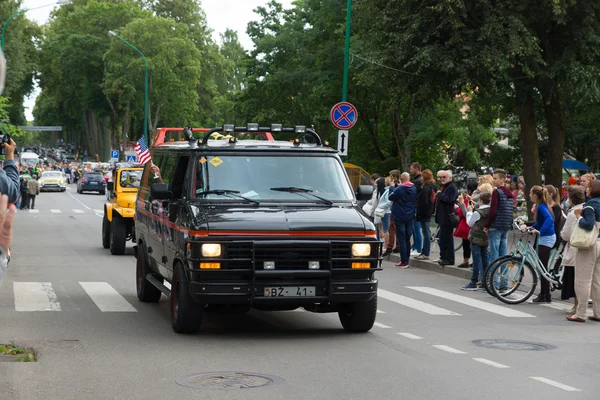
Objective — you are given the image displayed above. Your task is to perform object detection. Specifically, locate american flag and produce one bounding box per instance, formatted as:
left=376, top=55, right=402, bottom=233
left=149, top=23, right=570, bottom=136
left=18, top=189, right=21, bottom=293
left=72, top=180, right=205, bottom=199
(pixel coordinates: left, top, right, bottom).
left=135, top=136, right=152, bottom=165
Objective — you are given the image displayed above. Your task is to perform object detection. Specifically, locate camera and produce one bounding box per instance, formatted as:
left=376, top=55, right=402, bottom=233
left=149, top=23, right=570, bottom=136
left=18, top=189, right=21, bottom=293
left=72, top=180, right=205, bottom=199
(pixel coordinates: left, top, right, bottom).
left=0, top=133, right=10, bottom=156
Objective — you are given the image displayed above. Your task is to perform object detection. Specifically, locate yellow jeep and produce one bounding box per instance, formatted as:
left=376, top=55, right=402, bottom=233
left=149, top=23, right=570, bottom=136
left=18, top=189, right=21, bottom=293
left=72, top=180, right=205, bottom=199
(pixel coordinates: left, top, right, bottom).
left=102, top=165, right=143, bottom=255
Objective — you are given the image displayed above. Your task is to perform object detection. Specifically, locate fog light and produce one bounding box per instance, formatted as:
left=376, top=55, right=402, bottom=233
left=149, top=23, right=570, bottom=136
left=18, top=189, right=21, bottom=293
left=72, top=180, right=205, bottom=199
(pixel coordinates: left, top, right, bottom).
left=352, top=262, right=370, bottom=269
left=264, top=261, right=275, bottom=270
left=200, top=262, right=220, bottom=269
left=308, top=261, right=320, bottom=270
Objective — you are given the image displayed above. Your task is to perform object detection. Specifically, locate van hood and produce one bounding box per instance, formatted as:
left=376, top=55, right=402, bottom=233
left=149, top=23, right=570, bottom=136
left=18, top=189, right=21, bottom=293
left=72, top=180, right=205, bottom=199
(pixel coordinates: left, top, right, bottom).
left=189, top=205, right=372, bottom=235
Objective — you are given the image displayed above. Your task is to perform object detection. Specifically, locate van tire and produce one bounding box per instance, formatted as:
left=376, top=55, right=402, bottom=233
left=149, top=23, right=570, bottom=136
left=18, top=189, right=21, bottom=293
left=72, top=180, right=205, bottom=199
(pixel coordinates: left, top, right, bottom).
left=102, top=213, right=110, bottom=249
left=170, top=263, right=203, bottom=334
left=338, top=296, right=377, bottom=333
left=136, top=246, right=162, bottom=302
left=109, top=215, right=126, bottom=255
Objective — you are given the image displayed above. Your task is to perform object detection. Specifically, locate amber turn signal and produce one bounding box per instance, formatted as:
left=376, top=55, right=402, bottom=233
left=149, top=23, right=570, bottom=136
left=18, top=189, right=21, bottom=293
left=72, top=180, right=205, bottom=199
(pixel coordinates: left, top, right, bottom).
left=351, top=262, right=370, bottom=269
left=200, top=263, right=221, bottom=269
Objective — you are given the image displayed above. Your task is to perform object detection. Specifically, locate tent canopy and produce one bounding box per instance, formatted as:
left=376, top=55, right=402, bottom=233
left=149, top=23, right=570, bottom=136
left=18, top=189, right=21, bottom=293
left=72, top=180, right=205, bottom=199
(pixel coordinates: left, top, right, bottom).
left=562, top=159, right=591, bottom=170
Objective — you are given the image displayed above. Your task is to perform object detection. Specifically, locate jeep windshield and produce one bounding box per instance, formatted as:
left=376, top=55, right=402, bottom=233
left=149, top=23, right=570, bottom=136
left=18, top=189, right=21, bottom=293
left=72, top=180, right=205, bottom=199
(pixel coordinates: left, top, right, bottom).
left=193, top=155, right=354, bottom=202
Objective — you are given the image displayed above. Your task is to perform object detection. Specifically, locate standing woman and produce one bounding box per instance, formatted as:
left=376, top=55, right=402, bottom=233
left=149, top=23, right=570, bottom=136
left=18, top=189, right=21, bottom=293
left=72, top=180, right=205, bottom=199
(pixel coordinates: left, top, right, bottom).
left=570, top=181, right=600, bottom=322
left=526, top=186, right=556, bottom=303
left=545, top=185, right=564, bottom=246
left=560, top=186, right=586, bottom=305
left=374, top=177, right=392, bottom=250
left=415, top=169, right=437, bottom=260
left=453, top=193, right=471, bottom=269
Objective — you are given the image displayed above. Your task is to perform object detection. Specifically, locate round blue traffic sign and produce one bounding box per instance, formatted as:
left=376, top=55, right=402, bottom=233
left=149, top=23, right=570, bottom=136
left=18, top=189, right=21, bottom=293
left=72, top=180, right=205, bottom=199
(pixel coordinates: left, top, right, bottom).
left=330, top=102, right=358, bottom=129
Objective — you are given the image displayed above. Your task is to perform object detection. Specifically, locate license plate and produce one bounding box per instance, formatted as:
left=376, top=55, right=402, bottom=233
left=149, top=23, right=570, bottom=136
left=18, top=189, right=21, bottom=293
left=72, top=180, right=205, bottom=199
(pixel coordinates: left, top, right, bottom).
left=264, top=286, right=315, bottom=297
left=90, top=182, right=97, bottom=185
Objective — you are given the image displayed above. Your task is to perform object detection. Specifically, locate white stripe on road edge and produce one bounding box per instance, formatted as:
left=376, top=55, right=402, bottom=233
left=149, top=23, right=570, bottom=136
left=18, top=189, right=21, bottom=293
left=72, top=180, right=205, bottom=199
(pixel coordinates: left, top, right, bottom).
left=28, top=209, right=39, bottom=213
left=93, top=209, right=103, bottom=214
left=79, top=282, right=137, bottom=312
left=378, top=289, right=460, bottom=316
left=473, top=358, right=510, bottom=369
left=73, top=209, right=84, bottom=214
left=66, top=190, right=92, bottom=210
left=432, top=345, right=466, bottom=354
left=377, top=309, right=386, bottom=314
left=406, top=287, right=536, bottom=318
left=13, top=282, right=62, bottom=311
left=50, top=209, right=62, bottom=214
left=373, top=322, right=392, bottom=329
left=530, top=377, right=581, bottom=392
left=397, top=332, right=422, bottom=340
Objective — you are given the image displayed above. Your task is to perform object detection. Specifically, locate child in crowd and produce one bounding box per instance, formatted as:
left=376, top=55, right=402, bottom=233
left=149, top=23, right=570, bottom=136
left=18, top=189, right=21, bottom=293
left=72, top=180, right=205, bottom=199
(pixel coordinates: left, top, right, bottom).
left=461, top=192, right=492, bottom=291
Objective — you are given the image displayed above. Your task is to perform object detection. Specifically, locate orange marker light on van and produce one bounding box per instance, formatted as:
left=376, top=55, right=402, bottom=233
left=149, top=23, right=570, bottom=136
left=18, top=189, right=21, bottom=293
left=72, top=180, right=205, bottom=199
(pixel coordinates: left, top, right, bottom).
left=200, top=263, right=221, bottom=269
left=352, top=262, right=370, bottom=269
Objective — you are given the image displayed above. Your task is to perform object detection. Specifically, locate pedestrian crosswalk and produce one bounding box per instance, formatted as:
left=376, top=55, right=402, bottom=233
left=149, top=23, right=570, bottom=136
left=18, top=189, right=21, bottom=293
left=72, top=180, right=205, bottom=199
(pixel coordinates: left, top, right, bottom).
left=22, top=208, right=103, bottom=216
left=2, top=281, right=577, bottom=319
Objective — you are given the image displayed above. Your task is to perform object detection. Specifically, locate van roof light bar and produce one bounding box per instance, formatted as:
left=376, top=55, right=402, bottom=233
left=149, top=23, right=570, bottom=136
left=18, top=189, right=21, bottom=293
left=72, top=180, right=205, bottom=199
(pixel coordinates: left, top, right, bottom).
left=201, top=125, right=322, bottom=146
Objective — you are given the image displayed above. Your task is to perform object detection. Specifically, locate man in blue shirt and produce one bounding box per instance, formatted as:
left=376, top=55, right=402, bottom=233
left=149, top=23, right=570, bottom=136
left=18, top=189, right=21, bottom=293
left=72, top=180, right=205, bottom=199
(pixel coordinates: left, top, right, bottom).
left=389, top=172, right=417, bottom=268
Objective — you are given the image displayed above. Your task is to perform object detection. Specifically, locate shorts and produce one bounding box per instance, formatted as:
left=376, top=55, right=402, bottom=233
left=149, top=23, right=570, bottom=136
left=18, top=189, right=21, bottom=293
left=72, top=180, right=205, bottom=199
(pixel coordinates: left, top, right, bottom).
left=381, top=213, right=391, bottom=233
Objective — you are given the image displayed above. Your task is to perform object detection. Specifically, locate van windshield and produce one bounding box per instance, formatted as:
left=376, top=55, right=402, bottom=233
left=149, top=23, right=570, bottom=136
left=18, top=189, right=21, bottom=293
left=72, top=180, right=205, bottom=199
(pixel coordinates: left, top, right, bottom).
left=193, top=155, right=354, bottom=202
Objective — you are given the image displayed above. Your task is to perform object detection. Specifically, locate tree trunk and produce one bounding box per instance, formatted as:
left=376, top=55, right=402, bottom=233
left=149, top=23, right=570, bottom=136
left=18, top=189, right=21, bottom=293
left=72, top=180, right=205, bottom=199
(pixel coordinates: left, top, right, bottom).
left=542, top=81, right=565, bottom=189
left=122, top=101, right=131, bottom=161
left=514, top=78, right=541, bottom=218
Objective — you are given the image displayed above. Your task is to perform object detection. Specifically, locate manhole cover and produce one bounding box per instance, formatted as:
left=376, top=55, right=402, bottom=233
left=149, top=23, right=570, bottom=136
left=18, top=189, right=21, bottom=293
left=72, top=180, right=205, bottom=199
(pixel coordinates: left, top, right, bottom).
left=176, top=372, right=284, bottom=390
left=472, top=339, right=555, bottom=351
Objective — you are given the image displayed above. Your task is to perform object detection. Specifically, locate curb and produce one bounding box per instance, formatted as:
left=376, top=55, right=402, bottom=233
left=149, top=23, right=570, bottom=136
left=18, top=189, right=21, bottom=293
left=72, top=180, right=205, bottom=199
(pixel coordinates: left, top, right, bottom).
left=387, top=253, right=472, bottom=280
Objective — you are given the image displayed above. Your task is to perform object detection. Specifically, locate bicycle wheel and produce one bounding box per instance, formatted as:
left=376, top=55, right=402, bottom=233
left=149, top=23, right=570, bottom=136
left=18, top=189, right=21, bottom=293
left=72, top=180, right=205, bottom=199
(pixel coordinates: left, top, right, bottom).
left=454, top=240, right=463, bottom=253
left=489, top=258, right=538, bottom=305
left=482, top=255, right=514, bottom=294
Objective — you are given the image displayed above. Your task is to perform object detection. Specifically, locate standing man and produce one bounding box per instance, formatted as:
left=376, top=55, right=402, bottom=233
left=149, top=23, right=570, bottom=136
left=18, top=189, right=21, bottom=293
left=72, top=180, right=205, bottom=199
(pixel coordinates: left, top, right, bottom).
left=410, top=162, right=423, bottom=256
left=484, top=169, right=515, bottom=263
left=389, top=172, right=417, bottom=268
left=435, top=170, right=458, bottom=266
left=19, top=175, right=29, bottom=210
left=383, top=169, right=401, bottom=256
left=27, top=175, right=40, bottom=210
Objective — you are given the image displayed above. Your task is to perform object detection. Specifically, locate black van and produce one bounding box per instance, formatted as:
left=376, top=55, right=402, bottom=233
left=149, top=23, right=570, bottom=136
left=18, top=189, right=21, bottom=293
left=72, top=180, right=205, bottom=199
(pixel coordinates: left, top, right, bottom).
left=134, top=125, right=382, bottom=334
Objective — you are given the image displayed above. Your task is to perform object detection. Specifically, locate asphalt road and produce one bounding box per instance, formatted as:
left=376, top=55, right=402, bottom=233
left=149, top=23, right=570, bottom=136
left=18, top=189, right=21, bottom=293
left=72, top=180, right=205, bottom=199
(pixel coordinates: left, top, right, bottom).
left=0, top=185, right=597, bottom=400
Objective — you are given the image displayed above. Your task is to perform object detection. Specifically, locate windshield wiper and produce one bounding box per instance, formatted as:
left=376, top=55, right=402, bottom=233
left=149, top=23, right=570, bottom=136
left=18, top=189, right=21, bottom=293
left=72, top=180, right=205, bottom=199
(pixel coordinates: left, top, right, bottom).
left=270, top=187, right=333, bottom=206
left=196, top=189, right=260, bottom=205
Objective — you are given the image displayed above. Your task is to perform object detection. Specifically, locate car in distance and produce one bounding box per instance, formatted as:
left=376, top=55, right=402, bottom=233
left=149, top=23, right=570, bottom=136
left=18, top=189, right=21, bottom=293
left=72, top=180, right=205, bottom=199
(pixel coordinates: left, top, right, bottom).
left=134, top=125, right=382, bottom=335
left=77, top=172, right=106, bottom=195
left=38, top=171, right=67, bottom=192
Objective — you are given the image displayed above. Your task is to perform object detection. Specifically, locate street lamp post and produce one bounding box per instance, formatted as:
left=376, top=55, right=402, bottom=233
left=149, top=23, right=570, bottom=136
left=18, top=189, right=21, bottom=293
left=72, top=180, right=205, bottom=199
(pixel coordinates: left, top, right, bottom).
left=1, top=1, right=68, bottom=51
left=108, top=30, right=149, bottom=147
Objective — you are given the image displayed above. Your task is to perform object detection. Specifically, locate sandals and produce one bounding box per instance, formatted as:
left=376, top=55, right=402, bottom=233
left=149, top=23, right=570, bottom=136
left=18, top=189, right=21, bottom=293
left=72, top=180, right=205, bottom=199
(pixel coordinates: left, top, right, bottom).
left=566, top=315, right=586, bottom=323
left=588, top=316, right=600, bottom=322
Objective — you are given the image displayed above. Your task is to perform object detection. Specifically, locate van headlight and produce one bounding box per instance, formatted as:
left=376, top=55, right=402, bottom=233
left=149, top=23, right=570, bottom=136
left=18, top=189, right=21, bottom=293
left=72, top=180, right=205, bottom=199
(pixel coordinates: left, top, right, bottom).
left=352, top=243, right=371, bottom=257
left=201, top=243, right=222, bottom=257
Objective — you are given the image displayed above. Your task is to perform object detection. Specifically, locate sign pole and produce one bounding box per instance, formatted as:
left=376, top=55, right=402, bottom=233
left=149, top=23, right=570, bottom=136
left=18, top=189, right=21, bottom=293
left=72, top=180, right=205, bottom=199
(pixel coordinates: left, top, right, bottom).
left=342, top=0, right=352, bottom=102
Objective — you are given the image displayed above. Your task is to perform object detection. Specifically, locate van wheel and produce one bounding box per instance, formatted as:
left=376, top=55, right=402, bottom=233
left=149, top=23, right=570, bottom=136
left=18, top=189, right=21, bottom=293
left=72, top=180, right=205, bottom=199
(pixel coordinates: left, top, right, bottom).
left=109, top=215, right=126, bottom=255
left=170, top=263, right=203, bottom=334
left=136, top=246, right=162, bottom=302
left=102, top=213, right=110, bottom=249
left=338, top=296, right=377, bottom=333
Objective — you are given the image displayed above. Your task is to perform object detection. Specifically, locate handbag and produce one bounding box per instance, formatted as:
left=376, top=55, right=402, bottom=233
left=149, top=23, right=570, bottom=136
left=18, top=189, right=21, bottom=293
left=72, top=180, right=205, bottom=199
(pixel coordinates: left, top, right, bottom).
left=362, top=201, right=375, bottom=217
left=450, top=212, right=460, bottom=229
left=374, top=208, right=386, bottom=218
left=569, top=207, right=599, bottom=249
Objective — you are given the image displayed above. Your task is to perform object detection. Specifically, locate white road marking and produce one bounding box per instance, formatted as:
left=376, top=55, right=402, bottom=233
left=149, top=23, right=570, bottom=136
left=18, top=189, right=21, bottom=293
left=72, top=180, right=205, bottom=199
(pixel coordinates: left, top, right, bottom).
left=407, top=287, right=536, bottom=318
left=541, top=301, right=592, bottom=315
left=93, top=209, right=103, bottom=214
left=28, top=209, right=39, bottom=213
left=432, top=345, right=466, bottom=354
left=530, top=377, right=581, bottom=392
left=397, top=332, right=422, bottom=340
left=73, top=209, right=84, bottom=214
left=377, top=309, right=386, bottom=314
left=66, top=189, right=92, bottom=210
left=378, top=289, right=460, bottom=316
left=79, top=282, right=137, bottom=312
left=373, top=322, right=392, bottom=329
left=473, top=358, right=510, bottom=369
left=50, top=209, right=62, bottom=214
left=13, top=282, right=62, bottom=311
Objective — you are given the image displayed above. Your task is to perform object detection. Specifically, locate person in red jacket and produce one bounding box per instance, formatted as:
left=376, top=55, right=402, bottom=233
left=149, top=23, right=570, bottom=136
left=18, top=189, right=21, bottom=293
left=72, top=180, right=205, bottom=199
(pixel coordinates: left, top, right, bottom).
left=453, top=193, right=471, bottom=268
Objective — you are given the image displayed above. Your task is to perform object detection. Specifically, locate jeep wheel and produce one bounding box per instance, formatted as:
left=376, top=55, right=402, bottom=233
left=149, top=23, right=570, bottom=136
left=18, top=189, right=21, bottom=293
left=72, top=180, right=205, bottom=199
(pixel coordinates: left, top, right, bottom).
left=101, top=214, right=110, bottom=249
left=170, top=263, right=203, bottom=334
left=338, top=296, right=378, bottom=333
left=109, top=216, right=126, bottom=255
left=136, top=246, right=162, bottom=302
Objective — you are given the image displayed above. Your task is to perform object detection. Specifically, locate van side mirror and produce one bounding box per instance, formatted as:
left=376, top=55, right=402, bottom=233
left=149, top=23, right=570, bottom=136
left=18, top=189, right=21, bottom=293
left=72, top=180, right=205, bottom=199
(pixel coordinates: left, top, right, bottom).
left=357, top=185, right=374, bottom=201
left=106, top=181, right=114, bottom=191
left=151, top=183, right=172, bottom=200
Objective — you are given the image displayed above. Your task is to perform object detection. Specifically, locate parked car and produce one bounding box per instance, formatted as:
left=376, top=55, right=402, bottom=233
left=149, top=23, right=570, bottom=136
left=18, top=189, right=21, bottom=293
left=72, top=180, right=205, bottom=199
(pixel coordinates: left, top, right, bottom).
left=77, top=172, right=106, bottom=195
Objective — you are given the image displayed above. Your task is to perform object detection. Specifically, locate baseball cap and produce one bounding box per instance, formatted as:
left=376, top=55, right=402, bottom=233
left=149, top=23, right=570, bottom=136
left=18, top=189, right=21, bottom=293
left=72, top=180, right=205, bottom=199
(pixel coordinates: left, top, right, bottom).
left=0, top=48, right=5, bottom=95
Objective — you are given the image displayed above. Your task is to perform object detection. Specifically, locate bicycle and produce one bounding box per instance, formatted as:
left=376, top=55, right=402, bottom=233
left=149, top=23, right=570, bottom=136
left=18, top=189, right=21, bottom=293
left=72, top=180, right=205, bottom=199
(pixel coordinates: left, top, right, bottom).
left=430, top=224, right=463, bottom=253
left=486, top=224, right=564, bottom=304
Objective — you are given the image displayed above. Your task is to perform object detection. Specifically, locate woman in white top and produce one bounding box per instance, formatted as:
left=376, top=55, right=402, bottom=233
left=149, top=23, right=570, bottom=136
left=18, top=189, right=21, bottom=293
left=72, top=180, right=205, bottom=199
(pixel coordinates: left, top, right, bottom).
left=374, top=177, right=393, bottom=250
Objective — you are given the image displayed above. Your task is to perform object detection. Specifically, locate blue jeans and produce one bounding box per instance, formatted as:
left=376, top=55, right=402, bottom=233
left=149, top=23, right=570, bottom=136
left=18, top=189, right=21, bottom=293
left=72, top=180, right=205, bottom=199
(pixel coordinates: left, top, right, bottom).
left=395, top=219, right=414, bottom=264
left=488, top=229, right=509, bottom=263
left=470, top=244, right=488, bottom=284
left=412, top=220, right=422, bottom=252
left=420, top=220, right=431, bottom=256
